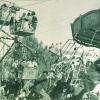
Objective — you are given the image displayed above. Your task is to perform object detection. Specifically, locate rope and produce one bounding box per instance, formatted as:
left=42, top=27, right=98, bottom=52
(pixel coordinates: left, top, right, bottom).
left=90, top=30, right=97, bottom=45
left=63, top=42, right=76, bottom=55
left=0, top=45, right=4, bottom=53
left=66, top=44, right=85, bottom=85
left=62, top=40, right=74, bottom=54
left=56, top=39, right=73, bottom=55
left=85, top=48, right=95, bottom=60
left=65, top=45, right=78, bottom=82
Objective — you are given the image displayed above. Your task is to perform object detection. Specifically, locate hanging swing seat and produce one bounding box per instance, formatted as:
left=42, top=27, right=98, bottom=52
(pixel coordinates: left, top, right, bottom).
left=0, top=19, right=10, bottom=25
left=10, top=17, right=36, bottom=36
left=11, top=30, right=34, bottom=36
left=71, top=9, right=100, bottom=48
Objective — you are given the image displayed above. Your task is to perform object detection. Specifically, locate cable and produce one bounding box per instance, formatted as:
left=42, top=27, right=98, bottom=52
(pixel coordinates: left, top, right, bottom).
left=0, top=45, right=5, bottom=53
left=0, top=37, right=13, bottom=40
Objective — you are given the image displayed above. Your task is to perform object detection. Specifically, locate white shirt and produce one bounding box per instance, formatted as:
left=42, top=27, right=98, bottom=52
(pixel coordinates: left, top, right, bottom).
left=92, top=83, right=100, bottom=95
left=0, top=86, right=5, bottom=97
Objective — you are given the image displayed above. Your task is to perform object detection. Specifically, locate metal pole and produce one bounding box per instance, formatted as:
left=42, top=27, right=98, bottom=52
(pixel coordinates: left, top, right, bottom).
left=0, top=42, right=14, bottom=63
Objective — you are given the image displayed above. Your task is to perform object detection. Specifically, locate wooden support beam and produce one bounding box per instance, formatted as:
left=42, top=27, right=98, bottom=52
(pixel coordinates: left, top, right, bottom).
left=0, top=42, right=14, bottom=63
left=0, top=39, right=11, bottom=48
left=1, top=30, right=14, bottom=39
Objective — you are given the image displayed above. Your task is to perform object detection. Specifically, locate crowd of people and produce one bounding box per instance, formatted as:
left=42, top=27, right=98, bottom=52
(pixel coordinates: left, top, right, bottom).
left=0, top=54, right=100, bottom=100
left=0, top=2, right=100, bottom=100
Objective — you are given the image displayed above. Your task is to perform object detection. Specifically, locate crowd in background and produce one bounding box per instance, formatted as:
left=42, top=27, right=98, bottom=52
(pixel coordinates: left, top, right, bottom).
left=0, top=52, right=100, bottom=100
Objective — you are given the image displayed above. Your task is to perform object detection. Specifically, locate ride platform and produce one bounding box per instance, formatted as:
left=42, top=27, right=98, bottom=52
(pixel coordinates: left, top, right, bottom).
left=71, top=9, right=100, bottom=48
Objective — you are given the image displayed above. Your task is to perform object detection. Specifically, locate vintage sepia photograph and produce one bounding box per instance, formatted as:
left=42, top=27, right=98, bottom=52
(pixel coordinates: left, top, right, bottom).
left=0, top=0, right=100, bottom=100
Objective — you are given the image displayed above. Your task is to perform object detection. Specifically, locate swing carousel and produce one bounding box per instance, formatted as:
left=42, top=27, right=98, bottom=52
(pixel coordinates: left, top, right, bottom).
left=71, top=8, right=100, bottom=71
left=0, top=0, right=38, bottom=81
left=0, top=1, right=38, bottom=37
left=0, top=1, right=38, bottom=55
left=71, top=8, right=100, bottom=100
left=10, top=11, right=38, bottom=36
left=71, top=9, right=100, bottom=48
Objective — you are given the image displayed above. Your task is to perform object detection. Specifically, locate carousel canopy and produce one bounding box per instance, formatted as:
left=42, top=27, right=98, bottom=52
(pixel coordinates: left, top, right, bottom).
left=94, top=58, right=100, bottom=73
left=71, top=9, right=100, bottom=48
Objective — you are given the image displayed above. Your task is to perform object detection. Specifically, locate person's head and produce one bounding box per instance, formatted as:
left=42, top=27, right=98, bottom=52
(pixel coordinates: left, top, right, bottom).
left=49, top=70, right=55, bottom=77
left=71, top=61, right=74, bottom=64
left=23, top=89, right=26, bottom=93
left=22, top=12, right=26, bottom=16
left=43, top=71, right=48, bottom=76
left=1, top=3, right=7, bottom=8
left=27, top=12, right=31, bottom=16
left=50, top=70, right=55, bottom=73
left=20, top=88, right=26, bottom=93
left=31, top=11, right=35, bottom=16
left=31, top=57, right=36, bottom=61
left=1, top=80, right=6, bottom=87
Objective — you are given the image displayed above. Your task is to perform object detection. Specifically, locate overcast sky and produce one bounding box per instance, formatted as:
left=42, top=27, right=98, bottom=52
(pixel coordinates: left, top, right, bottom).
left=1, top=0, right=100, bottom=46
left=0, top=0, right=100, bottom=59
left=11, top=0, right=100, bottom=46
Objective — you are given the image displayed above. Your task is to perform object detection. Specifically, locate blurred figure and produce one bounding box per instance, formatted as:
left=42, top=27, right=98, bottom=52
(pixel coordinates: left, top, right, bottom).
left=16, top=89, right=26, bottom=100
left=28, top=71, right=50, bottom=100
left=90, top=80, right=100, bottom=100
left=0, top=81, right=6, bottom=100
left=31, top=11, right=38, bottom=31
